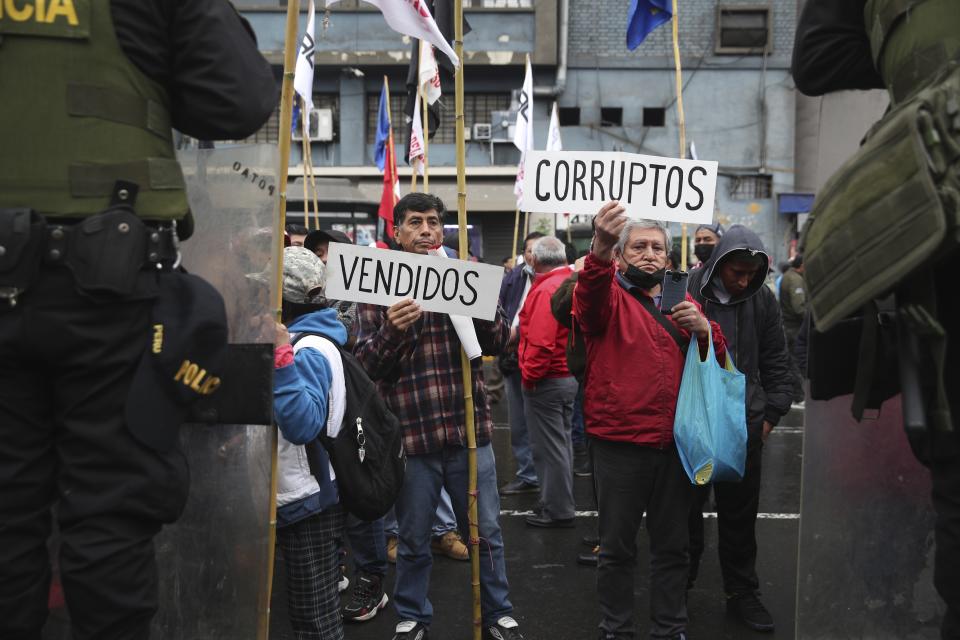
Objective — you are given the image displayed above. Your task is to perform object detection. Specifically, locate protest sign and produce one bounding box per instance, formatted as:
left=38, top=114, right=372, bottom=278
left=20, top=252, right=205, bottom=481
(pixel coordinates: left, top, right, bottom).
left=325, top=243, right=504, bottom=321
left=520, top=150, right=718, bottom=224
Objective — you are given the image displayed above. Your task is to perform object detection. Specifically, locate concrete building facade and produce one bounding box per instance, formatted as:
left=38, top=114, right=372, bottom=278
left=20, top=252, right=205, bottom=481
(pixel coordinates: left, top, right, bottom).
left=228, top=0, right=801, bottom=264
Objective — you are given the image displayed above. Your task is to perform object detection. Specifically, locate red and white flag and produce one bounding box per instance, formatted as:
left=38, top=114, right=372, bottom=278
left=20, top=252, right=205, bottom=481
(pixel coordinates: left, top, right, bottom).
left=327, top=0, right=459, bottom=68
left=513, top=56, right=534, bottom=206
left=418, top=41, right=442, bottom=105
left=409, top=93, right=425, bottom=176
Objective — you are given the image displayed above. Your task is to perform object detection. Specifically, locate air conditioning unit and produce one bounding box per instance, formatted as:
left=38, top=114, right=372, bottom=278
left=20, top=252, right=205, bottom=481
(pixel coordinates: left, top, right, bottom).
left=472, top=123, right=492, bottom=141
left=293, top=107, right=334, bottom=142
left=464, top=126, right=472, bottom=142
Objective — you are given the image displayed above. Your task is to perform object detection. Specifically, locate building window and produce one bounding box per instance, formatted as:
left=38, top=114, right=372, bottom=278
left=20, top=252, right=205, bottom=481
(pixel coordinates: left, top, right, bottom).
left=224, top=94, right=338, bottom=145
left=366, top=92, right=511, bottom=145
left=558, top=107, right=580, bottom=126
left=729, top=174, right=773, bottom=200
left=600, top=108, right=622, bottom=127
left=643, top=107, right=666, bottom=127
left=716, top=5, right=771, bottom=55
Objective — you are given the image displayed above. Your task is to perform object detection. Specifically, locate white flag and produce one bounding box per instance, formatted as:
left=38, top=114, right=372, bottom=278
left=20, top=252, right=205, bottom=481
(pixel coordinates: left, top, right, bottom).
left=409, top=95, right=425, bottom=175
left=513, top=156, right=525, bottom=207
left=294, top=0, right=317, bottom=112
left=418, top=41, right=442, bottom=105
left=547, top=101, right=563, bottom=151
left=326, top=0, right=459, bottom=68
left=513, top=56, right=534, bottom=152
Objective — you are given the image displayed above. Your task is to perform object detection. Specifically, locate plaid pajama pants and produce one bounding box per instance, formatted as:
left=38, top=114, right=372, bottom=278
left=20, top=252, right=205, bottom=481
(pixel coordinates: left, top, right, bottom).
left=277, top=505, right=346, bottom=640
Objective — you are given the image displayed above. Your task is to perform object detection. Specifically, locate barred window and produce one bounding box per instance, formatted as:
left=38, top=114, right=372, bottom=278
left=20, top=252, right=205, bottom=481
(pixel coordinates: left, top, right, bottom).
left=366, top=93, right=511, bottom=145
left=729, top=174, right=773, bottom=200
left=229, top=94, right=339, bottom=144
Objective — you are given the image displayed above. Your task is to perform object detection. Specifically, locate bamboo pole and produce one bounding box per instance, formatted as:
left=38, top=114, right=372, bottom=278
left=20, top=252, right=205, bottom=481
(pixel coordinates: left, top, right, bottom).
left=421, top=44, right=430, bottom=194
left=453, top=0, right=481, bottom=637
left=671, top=0, right=688, bottom=269
left=262, top=1, right=300, bottom=639
left=300, top=98, right=311, bottom=230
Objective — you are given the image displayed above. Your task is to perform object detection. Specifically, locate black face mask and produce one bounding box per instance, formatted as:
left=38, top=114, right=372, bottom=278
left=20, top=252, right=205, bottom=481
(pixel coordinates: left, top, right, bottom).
left=694, top=244, right=715, bottom=264
left=624, top=265, right=665, bottom=290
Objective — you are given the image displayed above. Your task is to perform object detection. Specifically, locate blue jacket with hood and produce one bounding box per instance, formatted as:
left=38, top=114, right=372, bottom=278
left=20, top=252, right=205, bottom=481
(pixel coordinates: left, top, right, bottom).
left=273, top=308, right=348, bottom=527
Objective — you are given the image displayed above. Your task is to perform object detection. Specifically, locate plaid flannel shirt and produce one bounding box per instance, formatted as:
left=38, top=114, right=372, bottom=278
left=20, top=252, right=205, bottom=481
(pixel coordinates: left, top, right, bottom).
left=354, top=302, right=509, bottom=456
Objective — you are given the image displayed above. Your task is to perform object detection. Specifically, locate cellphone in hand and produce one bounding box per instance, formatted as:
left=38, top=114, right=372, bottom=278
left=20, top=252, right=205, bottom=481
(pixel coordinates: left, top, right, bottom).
left=659, top=270, right=689, bottom=314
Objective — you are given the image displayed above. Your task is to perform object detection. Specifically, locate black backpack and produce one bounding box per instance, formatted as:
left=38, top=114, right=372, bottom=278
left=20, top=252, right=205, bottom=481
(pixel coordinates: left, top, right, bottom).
left=292, top=332, right=406, bottom=521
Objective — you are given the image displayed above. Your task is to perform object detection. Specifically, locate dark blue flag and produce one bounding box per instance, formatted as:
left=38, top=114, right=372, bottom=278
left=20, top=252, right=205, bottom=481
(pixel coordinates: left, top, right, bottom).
left=373, top=82, right=391, bottom=172
left=626, top=0, right=672, bottom=50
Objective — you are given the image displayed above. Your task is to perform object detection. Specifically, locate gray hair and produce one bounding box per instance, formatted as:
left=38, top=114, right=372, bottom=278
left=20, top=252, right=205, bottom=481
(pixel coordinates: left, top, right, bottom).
left=531, top=236, right=568, bottom=268
left=615, top=219, right=672, bottom=255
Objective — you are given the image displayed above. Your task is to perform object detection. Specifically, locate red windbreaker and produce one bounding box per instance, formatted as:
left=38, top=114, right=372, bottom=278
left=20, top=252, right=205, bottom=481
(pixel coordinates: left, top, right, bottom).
left=518, top=266, right=575, bottom=385
left=573, top=253, right=727, bottom=447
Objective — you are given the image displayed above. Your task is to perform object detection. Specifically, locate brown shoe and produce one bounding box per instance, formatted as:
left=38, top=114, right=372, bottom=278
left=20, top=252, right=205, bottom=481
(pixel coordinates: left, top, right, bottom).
left=431, top=531, right=469, bottom=561
left=387, top=536, right=398, bottom=564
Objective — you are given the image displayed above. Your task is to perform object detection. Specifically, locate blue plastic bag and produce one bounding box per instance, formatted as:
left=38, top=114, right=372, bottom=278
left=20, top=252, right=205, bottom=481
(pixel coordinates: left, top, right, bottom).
left=673, top=327, right=747, bottom=485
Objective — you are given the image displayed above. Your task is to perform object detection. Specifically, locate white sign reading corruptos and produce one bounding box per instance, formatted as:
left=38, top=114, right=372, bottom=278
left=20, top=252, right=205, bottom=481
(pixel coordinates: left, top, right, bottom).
left=325, top=243, right=504, bottom=321
left=520, top=150, right=719, bottom=225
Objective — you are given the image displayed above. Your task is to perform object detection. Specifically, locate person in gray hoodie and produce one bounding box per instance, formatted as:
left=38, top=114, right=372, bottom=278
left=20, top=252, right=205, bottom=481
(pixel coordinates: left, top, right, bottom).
left=685, top=225, right=795, bottom=633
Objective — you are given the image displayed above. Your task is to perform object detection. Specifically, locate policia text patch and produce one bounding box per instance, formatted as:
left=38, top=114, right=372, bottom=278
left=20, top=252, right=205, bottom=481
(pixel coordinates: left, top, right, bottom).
left=0, top=0, right=89, bottom=38
left=520, top=150, right=719, bottom=224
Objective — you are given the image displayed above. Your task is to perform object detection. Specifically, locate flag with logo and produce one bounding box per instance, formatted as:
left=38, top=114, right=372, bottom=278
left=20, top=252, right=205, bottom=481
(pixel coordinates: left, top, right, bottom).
left=418, top=41, right=442, bottom=105
left=409, top=94, right=425, bottom=176
left=374, top=81, right=399, bottom=237
left=327, top=0, right=459, bottom=67
left=547, top=101, right=563, bottom=152
left=626, top=0, right=672, bottom=50
left=294, top=0, right=317, bottom=112
left=513, top=56, right=534, bottom=206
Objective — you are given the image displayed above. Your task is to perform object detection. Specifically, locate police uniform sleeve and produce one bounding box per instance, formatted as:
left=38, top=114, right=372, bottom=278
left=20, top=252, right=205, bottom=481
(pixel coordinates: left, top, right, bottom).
left=792, top=0, right=885, bottom=96
left=111, top=0, right=277, bottom=141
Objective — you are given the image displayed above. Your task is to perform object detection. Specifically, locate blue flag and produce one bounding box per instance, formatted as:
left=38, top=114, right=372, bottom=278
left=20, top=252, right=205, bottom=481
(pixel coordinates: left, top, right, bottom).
left=374, top=82, right=391, bottom=172
left=626, top=0, right=672, bottom=50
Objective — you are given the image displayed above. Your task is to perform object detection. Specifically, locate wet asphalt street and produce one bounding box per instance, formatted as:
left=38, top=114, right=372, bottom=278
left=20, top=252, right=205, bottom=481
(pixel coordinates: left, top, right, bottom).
left=270, top=394, right=804, bottom=640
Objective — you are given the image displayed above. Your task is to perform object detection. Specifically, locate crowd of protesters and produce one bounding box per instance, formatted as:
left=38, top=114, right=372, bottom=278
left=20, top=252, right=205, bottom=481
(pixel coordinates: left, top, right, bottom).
left=271, top=192, right=800, bottom=640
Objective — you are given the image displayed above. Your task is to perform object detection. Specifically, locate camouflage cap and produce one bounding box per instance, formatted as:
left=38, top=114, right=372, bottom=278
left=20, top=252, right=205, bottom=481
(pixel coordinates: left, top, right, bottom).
left=282, top=246, right=327, bottom=303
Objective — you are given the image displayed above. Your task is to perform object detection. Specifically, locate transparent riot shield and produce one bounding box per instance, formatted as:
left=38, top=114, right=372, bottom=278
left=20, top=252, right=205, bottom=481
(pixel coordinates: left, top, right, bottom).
left=150, top=144, right=280, bottom=640
left=795, top=91, right=943, bottom=638
left=41, top=144, right=280, bottom=640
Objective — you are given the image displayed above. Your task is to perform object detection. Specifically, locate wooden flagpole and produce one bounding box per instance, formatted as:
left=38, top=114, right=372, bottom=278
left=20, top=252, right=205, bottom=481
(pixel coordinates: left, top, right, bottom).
left=671, top=0, right=688, bottom=269
left=453, top=0, right=481, bottom=637
left=421, top=43, right=430, bottom=194
left=263, top=0, right=300, bottom=638
left=511, top=207, right=521, bottom=267
left=300, top=98, right=312, bottom=230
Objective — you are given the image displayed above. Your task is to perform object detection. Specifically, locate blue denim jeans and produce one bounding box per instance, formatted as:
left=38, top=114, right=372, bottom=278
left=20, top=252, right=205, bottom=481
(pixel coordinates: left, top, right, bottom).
left=385, top=488, right=458, bottom=538
left=393, top=444, right=513, bottom=627
left=345, top=514, right=388, bottom=577
left=506, top=372, right=538, bottom=484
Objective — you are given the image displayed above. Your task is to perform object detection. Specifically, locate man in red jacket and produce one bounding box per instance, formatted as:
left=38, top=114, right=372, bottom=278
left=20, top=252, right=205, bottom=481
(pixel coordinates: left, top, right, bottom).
left=518, top=236, right=577, bottom=528
left=575, top=201, right=727, bottom=640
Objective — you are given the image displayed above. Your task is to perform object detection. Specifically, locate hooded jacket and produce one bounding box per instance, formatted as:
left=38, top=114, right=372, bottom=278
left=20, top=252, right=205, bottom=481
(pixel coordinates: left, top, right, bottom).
left=687, top=226, right=795, bottom=439
left=273, top=309, right=348, bottom=527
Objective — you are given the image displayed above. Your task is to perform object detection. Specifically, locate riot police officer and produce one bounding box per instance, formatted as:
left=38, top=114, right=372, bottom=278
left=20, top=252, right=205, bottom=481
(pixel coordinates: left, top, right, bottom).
left=793, top=1, right=960, bottom=637
left=0, top=2, right=275, bottom=638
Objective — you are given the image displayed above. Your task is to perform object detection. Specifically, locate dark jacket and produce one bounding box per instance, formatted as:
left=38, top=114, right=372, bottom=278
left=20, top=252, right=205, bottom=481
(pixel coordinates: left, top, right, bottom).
left=688, top=226, right=795, bottom=439
left=111, top=0, right=277, bottom=140
left=499, top=264, right=532, bottom=324
left=792, top=0, right=884, bottom=96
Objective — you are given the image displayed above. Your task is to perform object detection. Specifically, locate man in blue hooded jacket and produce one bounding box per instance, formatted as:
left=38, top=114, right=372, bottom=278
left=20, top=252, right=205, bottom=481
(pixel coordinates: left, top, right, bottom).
left=272, top=246, right=365, bottom=640
left=685, top=226, right=796, bottom=633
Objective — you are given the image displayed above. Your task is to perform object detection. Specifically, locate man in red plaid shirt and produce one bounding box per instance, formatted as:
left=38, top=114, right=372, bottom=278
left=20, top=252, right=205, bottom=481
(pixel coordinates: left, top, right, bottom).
left=354, top=193, right=524, bottom=640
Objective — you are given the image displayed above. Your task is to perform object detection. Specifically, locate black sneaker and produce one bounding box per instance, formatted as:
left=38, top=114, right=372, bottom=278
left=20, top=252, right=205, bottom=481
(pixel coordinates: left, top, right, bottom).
left=342, top=572, right=388, bottom=623
left=499, top=479, right=540, bottom=496
left=485, top=616, right=524, bottom=640
left=337, top=564, right=349, bottom=593
left=392, top=621, right=428, bottom=640
left=727, top=592, right=774, bottom=632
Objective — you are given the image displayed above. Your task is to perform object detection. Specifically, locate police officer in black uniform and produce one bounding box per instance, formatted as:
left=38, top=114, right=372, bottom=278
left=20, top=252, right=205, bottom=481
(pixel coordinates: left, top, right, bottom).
left=793, top=2, right=960, bottom=637
left=0, top=2, right=275, bottom=638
